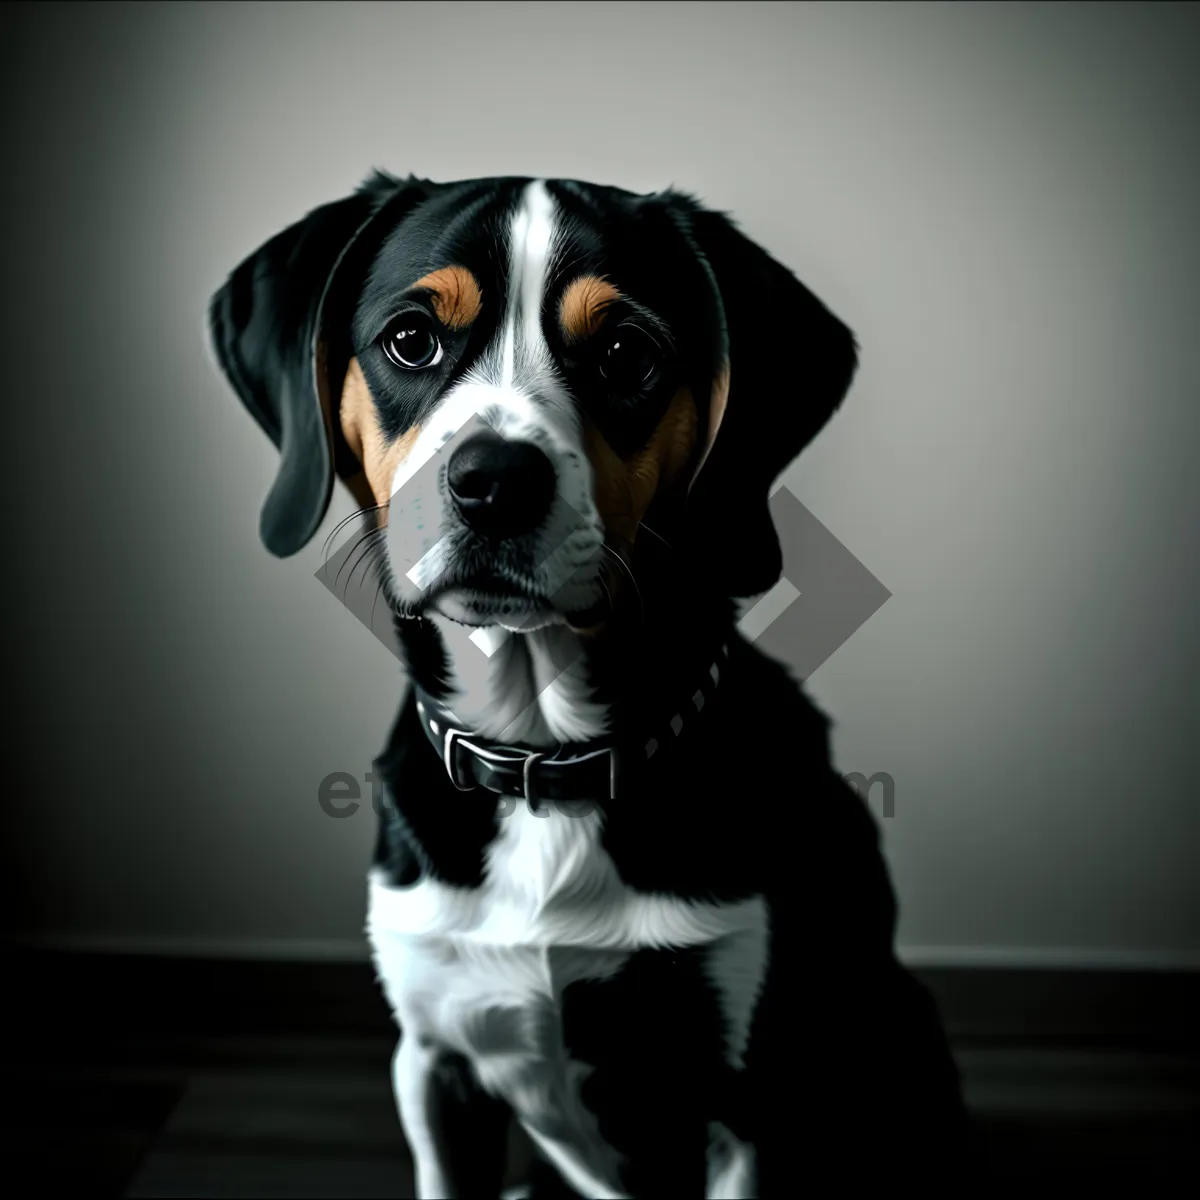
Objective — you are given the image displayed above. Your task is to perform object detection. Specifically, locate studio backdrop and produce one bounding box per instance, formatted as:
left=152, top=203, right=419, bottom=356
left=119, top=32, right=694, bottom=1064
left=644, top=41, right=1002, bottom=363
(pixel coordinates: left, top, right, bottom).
left=2, top=0, right=1197, bottom=970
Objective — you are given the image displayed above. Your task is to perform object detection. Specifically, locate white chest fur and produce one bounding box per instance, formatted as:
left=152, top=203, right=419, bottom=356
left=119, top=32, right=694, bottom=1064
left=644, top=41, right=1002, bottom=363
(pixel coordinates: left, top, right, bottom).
left=367, top=801, right=768, bottom=1198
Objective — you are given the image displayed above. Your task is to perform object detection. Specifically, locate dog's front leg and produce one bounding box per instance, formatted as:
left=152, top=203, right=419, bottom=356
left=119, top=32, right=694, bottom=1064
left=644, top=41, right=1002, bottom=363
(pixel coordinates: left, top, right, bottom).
left=393, top=1035, right=511, bottom=1199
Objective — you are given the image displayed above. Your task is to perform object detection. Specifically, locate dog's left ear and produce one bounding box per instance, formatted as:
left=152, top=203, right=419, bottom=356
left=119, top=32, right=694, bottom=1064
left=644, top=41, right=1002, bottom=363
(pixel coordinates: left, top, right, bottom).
left=208, top=171, right=431, bottom=557
left=651, top=193, right=860, bottom=599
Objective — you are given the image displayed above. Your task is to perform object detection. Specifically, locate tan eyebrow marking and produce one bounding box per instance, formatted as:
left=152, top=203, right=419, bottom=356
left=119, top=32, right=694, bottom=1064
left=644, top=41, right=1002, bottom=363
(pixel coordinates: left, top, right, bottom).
left=559, top=275, right=623, bottom=345
left=409, top=266, right=483, bottom=331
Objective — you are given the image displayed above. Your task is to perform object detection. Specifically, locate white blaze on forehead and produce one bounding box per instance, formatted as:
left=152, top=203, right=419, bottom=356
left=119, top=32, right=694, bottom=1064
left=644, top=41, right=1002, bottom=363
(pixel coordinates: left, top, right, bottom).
left=387, top=179, right=565, bottom=510
left=501, top=180, right=559, bottom=389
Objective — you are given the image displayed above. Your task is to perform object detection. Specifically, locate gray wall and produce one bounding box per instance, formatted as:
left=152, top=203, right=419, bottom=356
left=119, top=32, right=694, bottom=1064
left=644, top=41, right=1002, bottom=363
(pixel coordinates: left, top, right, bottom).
left=3, top=1, right=1197, bottom=967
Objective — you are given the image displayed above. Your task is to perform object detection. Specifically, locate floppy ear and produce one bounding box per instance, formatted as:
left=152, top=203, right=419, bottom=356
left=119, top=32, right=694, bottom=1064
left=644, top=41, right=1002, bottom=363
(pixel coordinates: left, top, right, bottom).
left=659, top=194, right=860, bottom=599
left=208, top=171, right=430, bottom=557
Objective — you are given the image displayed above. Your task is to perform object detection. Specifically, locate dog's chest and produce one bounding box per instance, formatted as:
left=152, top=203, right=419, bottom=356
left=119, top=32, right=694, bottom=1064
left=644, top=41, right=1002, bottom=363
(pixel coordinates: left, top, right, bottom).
left=368, top=802, right=769, bottom=1189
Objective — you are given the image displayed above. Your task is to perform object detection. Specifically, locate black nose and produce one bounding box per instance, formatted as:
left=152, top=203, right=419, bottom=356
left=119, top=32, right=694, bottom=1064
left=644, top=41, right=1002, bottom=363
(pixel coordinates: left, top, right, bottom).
left=446, top=431, right=557, bottom=540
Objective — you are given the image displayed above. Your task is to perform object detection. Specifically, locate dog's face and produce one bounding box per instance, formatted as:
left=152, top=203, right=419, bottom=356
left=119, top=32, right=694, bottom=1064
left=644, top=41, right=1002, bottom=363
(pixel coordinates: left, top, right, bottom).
left=210, top=173, right=858, bottom=624
left=343, top=178, right=725, bottom=634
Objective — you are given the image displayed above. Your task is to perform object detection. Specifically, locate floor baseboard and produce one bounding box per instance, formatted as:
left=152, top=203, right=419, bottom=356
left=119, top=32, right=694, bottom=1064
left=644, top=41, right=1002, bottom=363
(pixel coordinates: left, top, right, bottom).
left=6, top=946, right=1198, bottom=1049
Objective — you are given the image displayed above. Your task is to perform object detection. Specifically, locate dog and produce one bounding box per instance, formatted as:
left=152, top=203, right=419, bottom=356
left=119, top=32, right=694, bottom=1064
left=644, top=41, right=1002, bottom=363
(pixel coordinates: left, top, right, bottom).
left=208, top=173, right=971, bottom=1197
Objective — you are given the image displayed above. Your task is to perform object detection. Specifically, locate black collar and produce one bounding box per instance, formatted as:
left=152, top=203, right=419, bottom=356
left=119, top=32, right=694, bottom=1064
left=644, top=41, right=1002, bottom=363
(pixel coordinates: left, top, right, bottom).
left=414, top=642, right=730, bottom=807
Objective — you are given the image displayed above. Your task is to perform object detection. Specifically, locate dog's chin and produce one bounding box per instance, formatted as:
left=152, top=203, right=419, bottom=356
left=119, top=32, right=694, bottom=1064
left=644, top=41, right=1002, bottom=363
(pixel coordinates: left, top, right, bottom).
left=428, top=585, right=611, bottom=636
left=432, top=588, right=560, bottom=631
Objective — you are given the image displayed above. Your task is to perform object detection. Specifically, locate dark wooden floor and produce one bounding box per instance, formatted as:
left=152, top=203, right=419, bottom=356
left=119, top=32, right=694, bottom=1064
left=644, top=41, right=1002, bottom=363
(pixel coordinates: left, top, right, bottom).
left=4, top=952, right=1198, bottom=1196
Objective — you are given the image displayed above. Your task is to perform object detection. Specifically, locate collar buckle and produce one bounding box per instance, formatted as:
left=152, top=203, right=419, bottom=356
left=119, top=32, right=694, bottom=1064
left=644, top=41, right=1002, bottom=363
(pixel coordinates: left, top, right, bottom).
left=442, top=727, right=476, bottom=792
left=522, top=750, right=546, bottom=811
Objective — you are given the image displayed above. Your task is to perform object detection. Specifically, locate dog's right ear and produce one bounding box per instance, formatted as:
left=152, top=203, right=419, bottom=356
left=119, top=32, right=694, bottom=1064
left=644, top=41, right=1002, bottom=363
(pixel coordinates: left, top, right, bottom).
left=208, top=171, right=431, bottom=557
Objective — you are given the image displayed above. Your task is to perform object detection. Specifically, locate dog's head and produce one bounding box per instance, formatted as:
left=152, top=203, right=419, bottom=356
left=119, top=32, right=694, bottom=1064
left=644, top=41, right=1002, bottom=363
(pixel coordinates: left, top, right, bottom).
left=210, top=173, right=857, bottom=633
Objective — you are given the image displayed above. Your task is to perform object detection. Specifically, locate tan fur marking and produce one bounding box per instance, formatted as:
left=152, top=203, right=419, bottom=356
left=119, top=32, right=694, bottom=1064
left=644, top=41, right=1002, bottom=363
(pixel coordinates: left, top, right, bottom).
left=339, top=357, right=421, bottom=513
left=559, top=276, right=622, bottom=346
left=411, top=266, right=483, bottom=331
left=584, top=386, right=698, bottom=547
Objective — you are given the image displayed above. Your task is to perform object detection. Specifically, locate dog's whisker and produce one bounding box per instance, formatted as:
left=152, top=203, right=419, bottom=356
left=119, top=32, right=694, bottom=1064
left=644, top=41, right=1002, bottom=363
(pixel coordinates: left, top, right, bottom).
left=350, top=531, right=384, bottom=596
left=322, top=502, right=387, bottom=564
left=334, top=529, right=379, bottom=594
left=343, top=530, right=384, bottom=602
left=370, top=574, right=387, bottom=633
left=637, top=520, right=674, bottom=552
left=602, top=543, right=645, bottom=628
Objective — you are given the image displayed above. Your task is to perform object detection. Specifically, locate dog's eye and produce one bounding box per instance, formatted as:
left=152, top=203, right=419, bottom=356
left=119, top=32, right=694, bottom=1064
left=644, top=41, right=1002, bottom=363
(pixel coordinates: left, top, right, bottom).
left=598, top=324, right=659, bottom=390
left=381, top=313, right=442, bottom=370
